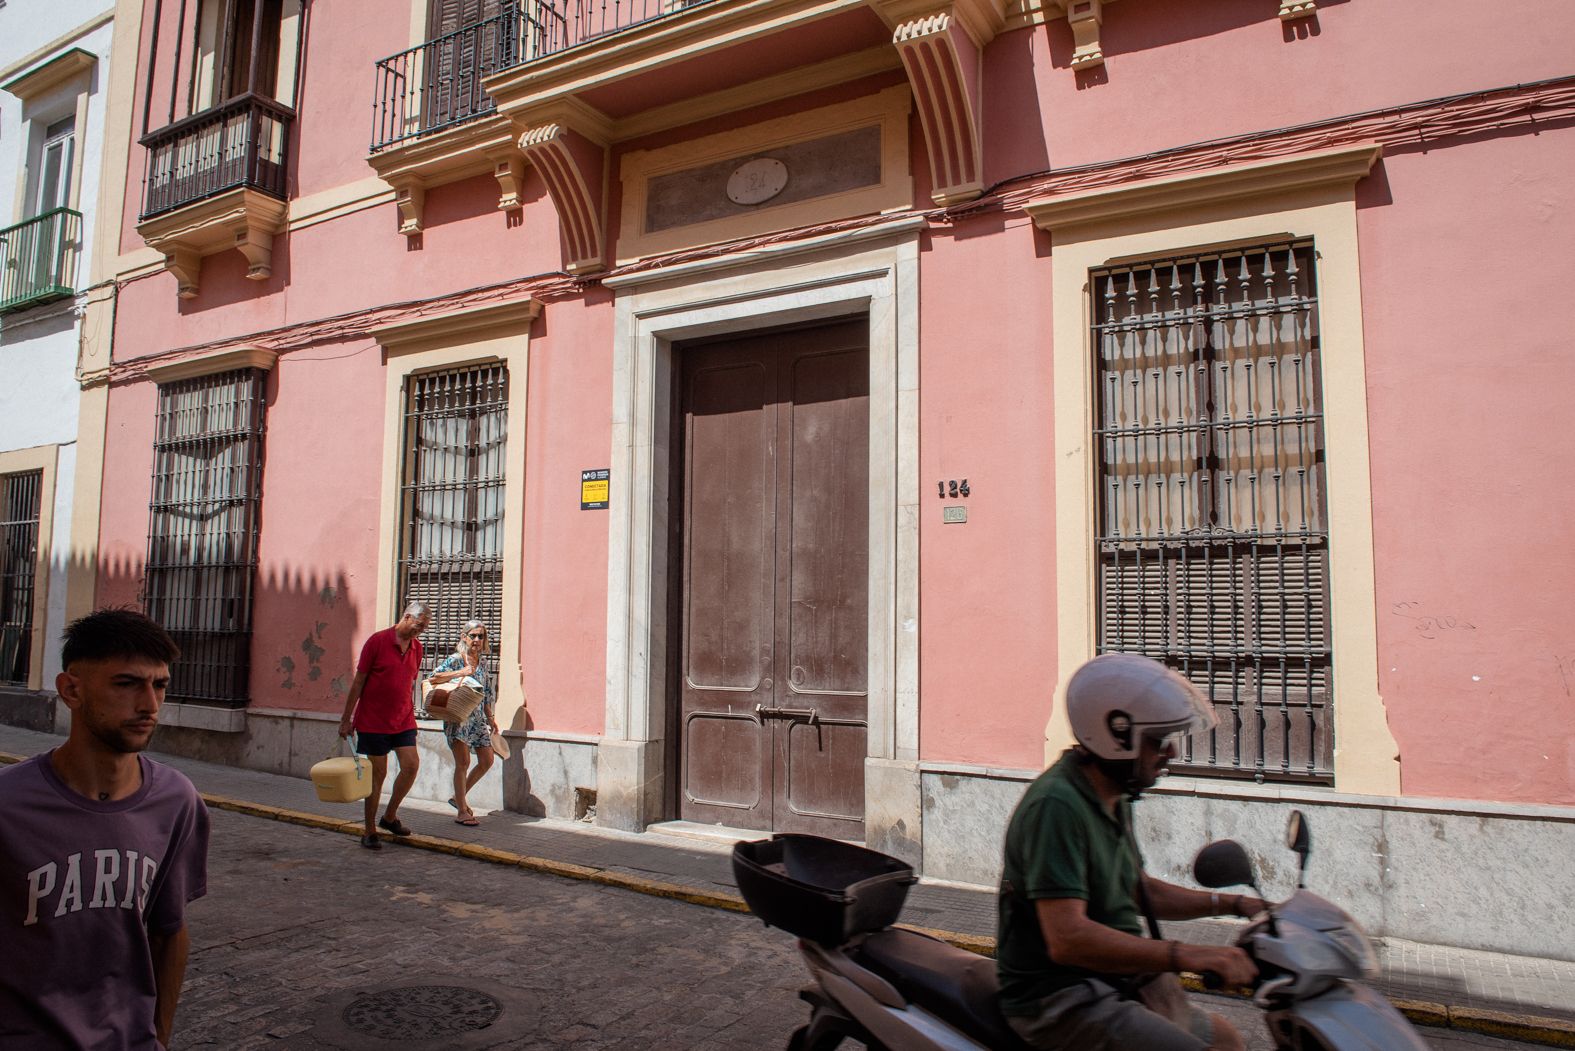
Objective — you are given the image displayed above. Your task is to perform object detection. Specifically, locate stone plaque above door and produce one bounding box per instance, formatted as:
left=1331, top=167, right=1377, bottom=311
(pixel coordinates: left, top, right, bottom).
left=617, top=85, right=913, bottom=265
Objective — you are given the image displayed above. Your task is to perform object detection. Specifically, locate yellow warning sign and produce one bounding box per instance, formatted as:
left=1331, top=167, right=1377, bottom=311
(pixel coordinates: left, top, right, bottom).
left=581, top=469, right=610, bottom=509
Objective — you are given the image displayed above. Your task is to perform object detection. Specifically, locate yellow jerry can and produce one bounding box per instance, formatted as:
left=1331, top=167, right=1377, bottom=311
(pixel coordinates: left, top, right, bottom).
left=310, top=748, right=372, bottom=803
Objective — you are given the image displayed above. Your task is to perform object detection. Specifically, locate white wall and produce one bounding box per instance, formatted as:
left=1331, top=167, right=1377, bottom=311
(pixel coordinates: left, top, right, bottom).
left=0, top=0, right=116, bottom=690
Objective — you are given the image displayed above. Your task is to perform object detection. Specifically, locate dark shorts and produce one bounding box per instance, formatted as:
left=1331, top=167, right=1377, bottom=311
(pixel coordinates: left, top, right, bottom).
left=356, top=729, right=418, bottom=756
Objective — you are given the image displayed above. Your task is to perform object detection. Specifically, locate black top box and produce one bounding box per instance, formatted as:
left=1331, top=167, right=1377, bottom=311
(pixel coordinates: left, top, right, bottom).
left=732, top=834, right=916, bottom=947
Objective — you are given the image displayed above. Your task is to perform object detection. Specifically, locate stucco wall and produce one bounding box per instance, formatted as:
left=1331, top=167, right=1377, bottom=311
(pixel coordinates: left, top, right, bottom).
left=91, top=0, right=1575, bottom=812
left=1357, top=131, right=1575, bottom=806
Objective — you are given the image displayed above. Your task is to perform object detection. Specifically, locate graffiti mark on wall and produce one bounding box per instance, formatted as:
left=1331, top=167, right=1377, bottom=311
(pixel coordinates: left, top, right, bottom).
left=1390, top=601, right=1477, bottom=641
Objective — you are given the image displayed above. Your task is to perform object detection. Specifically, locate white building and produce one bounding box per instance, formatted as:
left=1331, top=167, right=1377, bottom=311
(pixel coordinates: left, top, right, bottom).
left=0, top=0, right=115, bottom=720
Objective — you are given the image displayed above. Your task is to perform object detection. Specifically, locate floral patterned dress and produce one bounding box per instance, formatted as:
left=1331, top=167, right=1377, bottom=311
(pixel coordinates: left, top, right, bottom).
left=434, top=653, right=494, bottom=751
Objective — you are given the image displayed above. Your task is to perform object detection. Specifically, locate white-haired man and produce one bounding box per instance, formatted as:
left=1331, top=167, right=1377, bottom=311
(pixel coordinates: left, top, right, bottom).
left=338, top=601, right=431, bottom=849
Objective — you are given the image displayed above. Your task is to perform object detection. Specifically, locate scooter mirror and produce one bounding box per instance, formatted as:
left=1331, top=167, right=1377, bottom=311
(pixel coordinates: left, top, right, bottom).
left=1286, top=810, right=1311, bottom=855
left=1193, top=840, right=1255, bottom=889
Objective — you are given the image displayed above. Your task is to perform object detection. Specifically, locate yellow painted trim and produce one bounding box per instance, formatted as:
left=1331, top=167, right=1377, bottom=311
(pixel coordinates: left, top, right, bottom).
left=143, top=347, right=279, bottom=385
left=0, top=445, right=60, bottom=692
left=612, top=45, right=903, bottom=141
left=1032, top=148, right=1399, bottom=795
left=372, top=302, right=538, bottom=730
left=3, top=47, right=96, bottom=100
left=616, top=85, right=912, bottom=264
left=1025, top=144, right=1383, bottom=230
left=287, top=176, right=395, bottom=231
left=68, top=0, right=144, bottom=631
left=0, top=11, right=112, bottom=86
left=371, top=298, right=542, bottom=352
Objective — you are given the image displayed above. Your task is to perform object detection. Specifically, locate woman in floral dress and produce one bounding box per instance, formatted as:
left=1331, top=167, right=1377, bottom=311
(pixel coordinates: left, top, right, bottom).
left=428, top=619, right=497, bottom=826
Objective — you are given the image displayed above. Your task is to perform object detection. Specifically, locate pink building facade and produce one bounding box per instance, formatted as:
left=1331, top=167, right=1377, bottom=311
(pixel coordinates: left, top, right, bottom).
left=28, top=0, right=1575, bottom=955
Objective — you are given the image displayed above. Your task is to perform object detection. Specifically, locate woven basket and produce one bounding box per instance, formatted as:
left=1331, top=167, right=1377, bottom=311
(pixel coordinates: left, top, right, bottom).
left=435, top=682, right=483, bottom=724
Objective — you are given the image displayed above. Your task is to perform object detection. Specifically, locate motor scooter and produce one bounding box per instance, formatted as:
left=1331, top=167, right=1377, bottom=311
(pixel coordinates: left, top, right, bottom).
left=732, top=810, right=1429, bottom=1050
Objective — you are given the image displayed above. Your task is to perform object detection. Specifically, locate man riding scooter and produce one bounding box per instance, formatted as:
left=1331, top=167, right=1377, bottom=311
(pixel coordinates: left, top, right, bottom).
left=997, top=653, right=1267, bottom=1051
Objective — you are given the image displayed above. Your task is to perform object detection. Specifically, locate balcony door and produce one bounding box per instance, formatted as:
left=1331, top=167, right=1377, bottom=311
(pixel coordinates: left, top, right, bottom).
left=675, top=319, right=870, bottom=839
left=15, top=118, right=74, bottom=296
left=423, top=0, right=510, bottom=133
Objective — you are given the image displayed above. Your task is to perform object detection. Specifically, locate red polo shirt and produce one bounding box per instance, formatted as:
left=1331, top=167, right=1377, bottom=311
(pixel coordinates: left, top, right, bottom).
left=352, top=627, right=423, bottom=733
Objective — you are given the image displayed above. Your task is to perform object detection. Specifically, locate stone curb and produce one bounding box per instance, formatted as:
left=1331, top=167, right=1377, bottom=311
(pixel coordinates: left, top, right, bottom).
left=3, top=752, right=1571, bottom=1046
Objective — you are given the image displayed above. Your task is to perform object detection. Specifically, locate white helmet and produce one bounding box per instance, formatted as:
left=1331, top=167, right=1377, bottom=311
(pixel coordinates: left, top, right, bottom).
left=1066, top=654, right=1217, bottom=761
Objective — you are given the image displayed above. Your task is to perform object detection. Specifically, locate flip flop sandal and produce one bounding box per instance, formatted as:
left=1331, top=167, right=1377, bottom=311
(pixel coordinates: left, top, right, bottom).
left=377, top=817, right=413, bottom=837
left=455, top=814, right=480, bottom=827
left=447, top=797, right=457, bottom=810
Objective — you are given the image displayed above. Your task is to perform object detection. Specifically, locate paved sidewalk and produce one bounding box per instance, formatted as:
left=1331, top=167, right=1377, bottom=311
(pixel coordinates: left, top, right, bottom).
left=4, top=724, right=1572, bottom=1047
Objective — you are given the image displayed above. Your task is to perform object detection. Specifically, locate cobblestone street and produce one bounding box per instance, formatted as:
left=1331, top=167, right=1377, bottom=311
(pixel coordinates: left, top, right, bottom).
left=170, top=809, right=1549, bottom=1051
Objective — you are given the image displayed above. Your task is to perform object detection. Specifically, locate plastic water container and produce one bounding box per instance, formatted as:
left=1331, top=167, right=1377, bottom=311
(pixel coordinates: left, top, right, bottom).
left=310, top=752, right=372, bottom=803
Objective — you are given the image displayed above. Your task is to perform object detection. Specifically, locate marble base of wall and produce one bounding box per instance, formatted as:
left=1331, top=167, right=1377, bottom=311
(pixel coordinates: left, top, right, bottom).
left=143, top=707, right=599, bottom=821
left=919, top=763, right=1575, bottom=963
left=0, top=687, right=60, bottom=733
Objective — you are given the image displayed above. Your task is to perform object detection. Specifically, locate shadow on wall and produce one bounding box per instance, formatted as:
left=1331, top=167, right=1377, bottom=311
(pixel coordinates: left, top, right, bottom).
left=0, top=551, right=551, bottom=816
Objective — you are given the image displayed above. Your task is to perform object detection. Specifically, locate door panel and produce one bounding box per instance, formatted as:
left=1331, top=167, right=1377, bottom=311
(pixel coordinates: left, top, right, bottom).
left=683, top=712, right=764, bottom=809
left=678, top=320, right=869, bottom=837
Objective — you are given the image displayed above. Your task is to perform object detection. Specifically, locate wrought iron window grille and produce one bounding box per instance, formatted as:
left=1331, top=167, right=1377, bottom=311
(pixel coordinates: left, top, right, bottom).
left=143, top=368, right=268, bottom=707
left=0, top=470, right=43, bottom=685
left=397, top=364, right=508, bottom=703
left=1091, top=241, right=1334, bottom=783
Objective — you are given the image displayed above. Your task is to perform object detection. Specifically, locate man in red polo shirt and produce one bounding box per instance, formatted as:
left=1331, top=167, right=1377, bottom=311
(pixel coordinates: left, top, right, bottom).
left=338, top=601, right=432, bottom=849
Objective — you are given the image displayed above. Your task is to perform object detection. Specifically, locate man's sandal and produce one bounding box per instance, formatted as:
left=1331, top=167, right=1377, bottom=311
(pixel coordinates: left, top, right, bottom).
left=377, top=817, right=413, bottom=837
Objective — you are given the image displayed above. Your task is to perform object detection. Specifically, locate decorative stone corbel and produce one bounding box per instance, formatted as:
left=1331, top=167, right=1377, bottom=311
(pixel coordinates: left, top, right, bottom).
left=874, top=0, right=1005, bottom=207
left=491, top=152, right=528, bottom=211
left=163, top=246, right=202, bottom=300
left=233, top=220, right=277, bottom=281
left=893, top=13, right=986, bottom=205
left=516, top=120, right=608, bottom=274
left=1066, top=0, right=1105, bottom=70
left=1278, top=0, right=1316, bottom=19
left=392, top=177, right=425, bottom=236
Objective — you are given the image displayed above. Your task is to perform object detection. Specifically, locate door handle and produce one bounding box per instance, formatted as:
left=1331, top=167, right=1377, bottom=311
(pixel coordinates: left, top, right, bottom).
left=754, top=703, right=819, bottom=725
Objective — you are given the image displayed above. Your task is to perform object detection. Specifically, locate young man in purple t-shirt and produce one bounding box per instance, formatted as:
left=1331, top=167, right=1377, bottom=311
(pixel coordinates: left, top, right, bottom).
left=0, top=608, right=209, bottom=1050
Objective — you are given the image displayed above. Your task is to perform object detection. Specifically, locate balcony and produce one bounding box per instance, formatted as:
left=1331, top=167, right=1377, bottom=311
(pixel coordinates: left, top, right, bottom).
left=140, top=93, right=293, bottom=219
left=0, top=208, right=82, bottom=315
left=136, top=93, right=294, bottom=299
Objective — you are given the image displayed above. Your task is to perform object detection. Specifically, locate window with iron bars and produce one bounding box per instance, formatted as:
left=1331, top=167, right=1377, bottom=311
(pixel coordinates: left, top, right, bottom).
left=1092, top=240, right=1333, bottom=783
left=398, top=364, right=507, bottom=700
left=144, top=369, right=267, bottom=707
left=0, top=470, right=43, bottom=685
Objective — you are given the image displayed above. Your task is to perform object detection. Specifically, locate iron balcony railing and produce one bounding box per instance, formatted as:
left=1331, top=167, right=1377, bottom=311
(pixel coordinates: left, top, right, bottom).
left=370, top=0, right=719, bottom=152
left=140, top=93, right=294, bottom=219
left=0, top=207, right=82, bottom=314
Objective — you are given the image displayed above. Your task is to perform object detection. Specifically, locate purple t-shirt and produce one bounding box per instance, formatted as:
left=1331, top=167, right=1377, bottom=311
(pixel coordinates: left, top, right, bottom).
left=0, top=752, right=209, bottom=1050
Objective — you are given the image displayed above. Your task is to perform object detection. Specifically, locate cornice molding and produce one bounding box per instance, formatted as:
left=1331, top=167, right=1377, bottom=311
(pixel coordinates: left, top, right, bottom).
left=143, top=347, right=278, bottom=384
left=372, top=298, right=543, bottom=353
left=1025, top=142, right=1382, bottom=232
left=3, top=47, right=97, bottom=100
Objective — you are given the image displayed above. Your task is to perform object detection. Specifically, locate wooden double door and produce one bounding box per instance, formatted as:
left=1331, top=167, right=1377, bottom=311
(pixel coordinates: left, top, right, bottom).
left=675, top=319, right=869, bottom=839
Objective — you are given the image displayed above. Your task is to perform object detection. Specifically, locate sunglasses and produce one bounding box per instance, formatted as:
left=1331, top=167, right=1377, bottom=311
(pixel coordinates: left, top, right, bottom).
left=467, top=632, right=488, bottom=640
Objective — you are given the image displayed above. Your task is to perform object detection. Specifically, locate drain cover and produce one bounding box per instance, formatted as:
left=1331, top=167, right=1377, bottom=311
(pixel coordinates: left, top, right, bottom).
left=342, top=986, right=503, bottom=1039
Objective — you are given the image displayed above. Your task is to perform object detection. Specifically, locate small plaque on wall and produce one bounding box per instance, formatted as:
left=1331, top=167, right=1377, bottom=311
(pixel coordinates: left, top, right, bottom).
left=581, top=469, right=609, bottom=510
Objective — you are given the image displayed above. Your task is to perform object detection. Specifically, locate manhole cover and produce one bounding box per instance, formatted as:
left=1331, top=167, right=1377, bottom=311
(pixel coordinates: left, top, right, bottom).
left=342, top=986, right=503, bottom=1039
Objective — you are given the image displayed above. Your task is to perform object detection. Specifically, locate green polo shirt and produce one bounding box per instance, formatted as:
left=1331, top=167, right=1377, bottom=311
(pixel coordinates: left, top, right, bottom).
left=996, top=749, right=1144, bottom=1016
